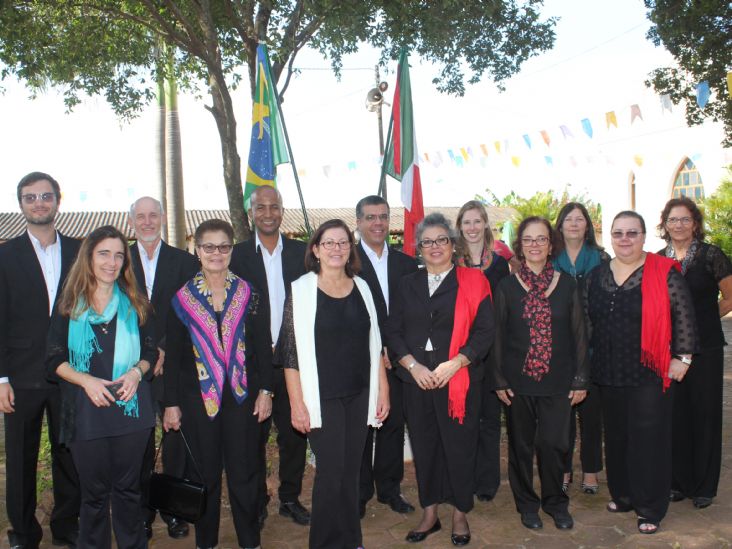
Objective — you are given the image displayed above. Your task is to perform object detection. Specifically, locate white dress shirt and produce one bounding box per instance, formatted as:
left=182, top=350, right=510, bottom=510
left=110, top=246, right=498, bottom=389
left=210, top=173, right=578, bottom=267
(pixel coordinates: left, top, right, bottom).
left=256, top=233, right=286, bottom=346
left=139, top=240, right=162, bottom=299
left=361, top=241, right=389, bottom=313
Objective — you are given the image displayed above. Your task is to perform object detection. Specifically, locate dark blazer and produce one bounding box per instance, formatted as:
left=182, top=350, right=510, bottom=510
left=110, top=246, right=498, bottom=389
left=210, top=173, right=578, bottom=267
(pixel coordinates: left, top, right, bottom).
left=129, top=240, right=198, bottom=351
left=385, top=267, right=495, bottom=385
left=229, top=234, right=307, bottom=305
left=0, top=231, right=80, bottom=388
left=356, top=242, right=418, bottom=337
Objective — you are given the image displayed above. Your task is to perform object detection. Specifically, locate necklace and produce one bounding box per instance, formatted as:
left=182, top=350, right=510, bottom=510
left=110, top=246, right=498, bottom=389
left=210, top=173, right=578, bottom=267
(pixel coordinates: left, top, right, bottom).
left=99, top=321, right=111, bottom=335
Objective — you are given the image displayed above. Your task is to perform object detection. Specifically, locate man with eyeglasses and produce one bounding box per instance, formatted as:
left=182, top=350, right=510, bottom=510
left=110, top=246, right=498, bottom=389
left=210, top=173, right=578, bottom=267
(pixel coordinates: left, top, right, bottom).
left=0, top=172, right=81, bottom=549
left=354, top=195, right=419, bottom=518
left=229, top=185, right=310, bottom=528
left=127, top=196, right=198, bottom=540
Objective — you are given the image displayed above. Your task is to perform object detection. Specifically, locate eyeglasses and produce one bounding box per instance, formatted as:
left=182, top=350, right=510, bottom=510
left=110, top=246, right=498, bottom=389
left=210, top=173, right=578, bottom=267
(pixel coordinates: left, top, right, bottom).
left=319, top=239, right=351, bottom=250
left=418, top=236, right=451, bottom=248
left=21, top=192, right=55, bottom=204
left=610, top=230, right=643, bottom=240
left=521, top=236, right=550, bottom=247
left=363, top=213, right=389, bottom=222
left=198, top=243, right=233, bottom=254
left=666, top=217, right=693, bottom=226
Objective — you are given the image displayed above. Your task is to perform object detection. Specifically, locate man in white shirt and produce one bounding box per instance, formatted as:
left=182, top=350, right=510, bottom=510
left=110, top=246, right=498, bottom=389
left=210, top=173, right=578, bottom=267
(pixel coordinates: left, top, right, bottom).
left=0, top=172, right=81, bottom=549
left=355, top=195, right=418, bottom=517
left=230, top=186, right=310, bottom=528
left=127, top=197, right=198, bottom=540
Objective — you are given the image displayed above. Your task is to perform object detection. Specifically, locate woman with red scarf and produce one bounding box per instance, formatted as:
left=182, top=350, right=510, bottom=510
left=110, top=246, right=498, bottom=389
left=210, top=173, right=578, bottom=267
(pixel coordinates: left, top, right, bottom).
left=385, top=213, right=494, bottom=547
left=585, top=211, right=696, bottom=534
left=490, top=216, right=589, bottom=532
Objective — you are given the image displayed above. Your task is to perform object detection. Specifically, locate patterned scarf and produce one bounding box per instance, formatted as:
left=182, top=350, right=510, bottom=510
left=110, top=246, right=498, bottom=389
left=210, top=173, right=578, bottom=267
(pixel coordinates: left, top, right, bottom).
left=68, top=283, right=140, bottom=417
left=519, top=261, right=555, bottom=381
left=664, top=239, right=698, bottom=275
left=172, top=271, right=251, bottom=419
left=457, top=245, right=493, bottom=271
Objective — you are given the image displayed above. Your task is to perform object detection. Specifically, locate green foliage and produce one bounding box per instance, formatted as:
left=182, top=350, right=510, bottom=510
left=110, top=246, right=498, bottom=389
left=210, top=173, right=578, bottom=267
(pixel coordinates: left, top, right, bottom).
left=644, top=0, right=732, bottom=147
left=37, top=422, right=52, bottom=498
left=478, top=187, right=602, bottom=232
left=702, top=170, right=732, bottom=258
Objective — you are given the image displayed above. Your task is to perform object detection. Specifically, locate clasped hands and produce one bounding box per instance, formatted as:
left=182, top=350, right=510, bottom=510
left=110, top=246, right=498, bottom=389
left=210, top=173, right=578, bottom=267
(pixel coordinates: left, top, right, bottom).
left=410, top=356, right=465, bottom=390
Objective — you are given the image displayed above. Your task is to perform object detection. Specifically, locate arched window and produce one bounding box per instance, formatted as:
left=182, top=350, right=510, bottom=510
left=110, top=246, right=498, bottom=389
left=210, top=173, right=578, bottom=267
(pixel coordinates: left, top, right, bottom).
left=671, top=158, right=704, bottom=200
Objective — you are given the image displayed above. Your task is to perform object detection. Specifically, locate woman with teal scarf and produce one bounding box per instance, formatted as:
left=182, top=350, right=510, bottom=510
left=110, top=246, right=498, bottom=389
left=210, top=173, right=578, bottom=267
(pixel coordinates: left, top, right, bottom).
left=47, top=225, right=157, bottom=549
left=554, top=203, right=609, bottom=496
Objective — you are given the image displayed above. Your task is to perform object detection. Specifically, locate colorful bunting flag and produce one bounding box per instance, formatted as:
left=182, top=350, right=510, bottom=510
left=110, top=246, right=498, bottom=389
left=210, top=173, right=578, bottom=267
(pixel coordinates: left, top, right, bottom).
left=480, top=144, right=489, bottom=157
left=322, top=165, right=331, bottom=177
left=460, top=148, right=469, bottom=161
left=455, top=156, right=464, bottom=167
left=383, top=49, right=424, bottom=257
left=540, top=130, right=551, bottom=147
left=494, top=141, right=501, bottom=153
left=727, top=72, right=732, bottom=97
left=523, top=134, right=532, bottom=149
left=544, top=156, right=553, bottom=166
left=511, top=156, right=521, bottom=168
left=660, top=94, right=673, bottom=113
left=447, top=149, right=456, bottom=161
left=581, top=119, right=593, bottom=138
left=633, top=155, right=643, bottom=167
left=244, top=44, right=289, bottom=206
left=347, top=161, right=357, bottom=171
left=696, top=81, right=710, bottom=108
left=630, top=104, right=643, bottom=124
left=560, top=125, right=574, bottom=139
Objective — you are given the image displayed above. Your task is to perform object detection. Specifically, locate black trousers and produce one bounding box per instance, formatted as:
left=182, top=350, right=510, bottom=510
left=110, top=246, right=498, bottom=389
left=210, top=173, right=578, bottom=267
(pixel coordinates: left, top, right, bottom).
left=564, top=383, right=603, bottom=474
left=474, top=374, right=502, bottom=498
left=403, top=371, right=480, bottom=513
left=308, top=389, right=369, bottom=549
left=359, top=368, right=406, bottom=503
left=70, top=428, right=151, bottom=549
left=505, top=394, right=571, bottom=515
left=672, top=346, right=724, bottom=499
left=258, top=368, right=307, bottom=510
left=600, top=384, right=672, bottom=523
left=5, top=387, right=79, bottom=547
left=140, top=399, right=188, bottom=525
left=182, top=386, right=261, bottom=549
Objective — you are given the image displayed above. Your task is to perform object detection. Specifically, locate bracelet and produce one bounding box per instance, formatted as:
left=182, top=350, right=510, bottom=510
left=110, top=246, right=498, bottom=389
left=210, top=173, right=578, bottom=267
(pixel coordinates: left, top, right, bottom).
left=406, top=360, right=416, bottom=371
left=260, top=389, right=275, bottom=398
left=132, top=366, right=143, bottom=382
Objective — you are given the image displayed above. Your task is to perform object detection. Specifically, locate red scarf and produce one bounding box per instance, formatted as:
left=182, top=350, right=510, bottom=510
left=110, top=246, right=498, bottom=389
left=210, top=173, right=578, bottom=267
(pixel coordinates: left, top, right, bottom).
left=640, top=253, right=681, bottom=391
left=448, top=267, right=492, bottom=423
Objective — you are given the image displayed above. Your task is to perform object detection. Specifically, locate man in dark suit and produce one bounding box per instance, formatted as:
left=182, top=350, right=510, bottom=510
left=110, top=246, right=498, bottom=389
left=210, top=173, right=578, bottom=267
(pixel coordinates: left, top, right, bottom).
left=229, top=186, right=310, bottom=528
left=0, top=172, right=80, bottom=549
left=128, top=196, right=198, bottom=540
left=355, top=195, right=418, bottom=518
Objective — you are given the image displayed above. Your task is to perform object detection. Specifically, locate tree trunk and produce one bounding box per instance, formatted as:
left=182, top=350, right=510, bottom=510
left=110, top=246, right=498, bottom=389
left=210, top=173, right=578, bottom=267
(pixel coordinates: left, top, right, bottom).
left=165, top=68, right=187, bottom=249
left=208, top=70, right=250, bottom=242
left=155, top=59, right=168, bottom=242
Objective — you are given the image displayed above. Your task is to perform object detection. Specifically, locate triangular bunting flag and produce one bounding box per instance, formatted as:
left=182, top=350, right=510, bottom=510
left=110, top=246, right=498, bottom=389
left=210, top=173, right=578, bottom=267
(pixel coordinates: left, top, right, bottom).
left=560, top=125, right=574, bottom=139
left=660, top=94, right=673, bottom=113
left=540, top=130, right=551, bottom=146
left=581, top=119, right=593, bottom=138
left=696, top=81, right=710, bottom=108
left=606, top=111, right=618, bottom=129
left=630, top=104, right=643, bottom=123
left=523, top=134, right=532, bottom=149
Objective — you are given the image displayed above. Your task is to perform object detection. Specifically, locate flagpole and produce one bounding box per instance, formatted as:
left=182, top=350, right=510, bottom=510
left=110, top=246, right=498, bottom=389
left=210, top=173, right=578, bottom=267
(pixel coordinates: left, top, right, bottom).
left=378, top=115, right=394, bottom=198
left=272, top=85, right=312, bottom=236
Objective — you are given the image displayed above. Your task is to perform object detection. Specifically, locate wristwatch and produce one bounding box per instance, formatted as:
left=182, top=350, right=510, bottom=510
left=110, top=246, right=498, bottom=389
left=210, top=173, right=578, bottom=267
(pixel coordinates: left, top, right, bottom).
left=673, top=355, right=692, bottom=366
left=260, top=389, right=275, bottom=398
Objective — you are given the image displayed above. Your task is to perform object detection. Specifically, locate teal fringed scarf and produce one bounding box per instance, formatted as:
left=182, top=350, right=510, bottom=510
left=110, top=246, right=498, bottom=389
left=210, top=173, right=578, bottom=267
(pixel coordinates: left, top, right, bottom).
left=68, top=283, right=140, bottom=417
left=554, top=243, right=602, bottom=278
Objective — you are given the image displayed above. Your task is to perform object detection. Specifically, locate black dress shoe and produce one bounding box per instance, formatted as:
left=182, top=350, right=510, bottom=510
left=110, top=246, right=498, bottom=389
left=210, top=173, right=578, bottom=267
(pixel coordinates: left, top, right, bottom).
left=378, top=494, right=416, bottom=514
left=693, top=496, right=713, bottom=509
left=548, top=510, right=574, bottom=529
left=520, top=512, right=543, bottom=529
left=476, top=493, right=495, bottom=502
left=451, top=532, right=471, bottom=546
left=51, top=531, right=78, bottom=549
left=167, top=517, right=189, bottom=539
left=670, top=490, right=685, bottom=502
left=279, top=500, right=311, bottom=525
left=405, top=519, right=441, bottom=543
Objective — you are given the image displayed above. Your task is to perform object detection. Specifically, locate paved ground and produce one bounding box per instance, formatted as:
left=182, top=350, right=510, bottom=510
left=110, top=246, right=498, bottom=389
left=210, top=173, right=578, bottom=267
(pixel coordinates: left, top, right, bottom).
left=2, top=317, right=732, bottom=548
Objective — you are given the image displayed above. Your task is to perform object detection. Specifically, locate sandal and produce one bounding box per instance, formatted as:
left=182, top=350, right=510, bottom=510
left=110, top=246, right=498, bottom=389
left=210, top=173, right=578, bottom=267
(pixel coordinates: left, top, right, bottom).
left=581, top=474, right=599, bottom=494
left=606, top=500, right=633, bottom=513
left=637, top=518, right=659, bottom=534
left=562, top=472, right=573, bottom=494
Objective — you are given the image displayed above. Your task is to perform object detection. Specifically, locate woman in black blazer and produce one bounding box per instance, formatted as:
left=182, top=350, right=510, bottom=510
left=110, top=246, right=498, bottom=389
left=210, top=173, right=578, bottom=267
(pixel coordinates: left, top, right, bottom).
left=385, top=213, right=495, bottom=546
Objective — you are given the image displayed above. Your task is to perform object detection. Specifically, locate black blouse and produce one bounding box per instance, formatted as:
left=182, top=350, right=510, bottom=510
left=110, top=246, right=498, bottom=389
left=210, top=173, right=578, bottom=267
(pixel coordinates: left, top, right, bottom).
left=657, top=242, right=732, bottom=350
left=586, top=261, right=697, bottom=387
left=489, top=273, right=589, bottom=396
left=46, top=311, right=158, bottom=445
left=277, top=285, right=371, bottom=400
left=479, top=252, right=510, bottom=293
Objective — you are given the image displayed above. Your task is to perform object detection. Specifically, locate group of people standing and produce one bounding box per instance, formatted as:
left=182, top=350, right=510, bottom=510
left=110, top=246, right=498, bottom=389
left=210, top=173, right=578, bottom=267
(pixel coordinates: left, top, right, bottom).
left=0, top=171, right=730, bottom=549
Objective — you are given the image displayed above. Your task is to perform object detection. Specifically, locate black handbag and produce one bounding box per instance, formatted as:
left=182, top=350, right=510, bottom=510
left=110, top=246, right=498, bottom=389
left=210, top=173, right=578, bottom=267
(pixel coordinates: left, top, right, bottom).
left=149, top=428, right=207, bottom=523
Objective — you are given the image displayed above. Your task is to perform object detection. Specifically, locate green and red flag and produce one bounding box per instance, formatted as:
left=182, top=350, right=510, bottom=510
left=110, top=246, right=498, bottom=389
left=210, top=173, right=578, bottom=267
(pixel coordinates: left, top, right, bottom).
left=383, top=49, right=425, bottom=257
left=244, top=44, right=289, bottom=207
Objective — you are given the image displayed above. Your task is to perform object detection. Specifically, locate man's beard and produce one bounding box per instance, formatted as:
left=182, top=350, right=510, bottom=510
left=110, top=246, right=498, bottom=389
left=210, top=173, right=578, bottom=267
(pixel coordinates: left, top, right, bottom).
left=25, top=212, right=55, bottom=226
left=138, top=232, right=162, bottom=243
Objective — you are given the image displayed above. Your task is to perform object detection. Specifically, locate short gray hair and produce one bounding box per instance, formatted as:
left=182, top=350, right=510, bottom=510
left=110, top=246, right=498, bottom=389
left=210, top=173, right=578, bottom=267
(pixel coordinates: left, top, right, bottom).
left=129, top=196, right=164, bottom=218
left=415, top=213, right=457, bottom=244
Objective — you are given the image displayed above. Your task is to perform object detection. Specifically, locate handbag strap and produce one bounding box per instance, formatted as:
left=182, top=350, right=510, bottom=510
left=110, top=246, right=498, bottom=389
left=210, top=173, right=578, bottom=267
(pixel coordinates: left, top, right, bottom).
left=152, top=428, right=205, bottom=484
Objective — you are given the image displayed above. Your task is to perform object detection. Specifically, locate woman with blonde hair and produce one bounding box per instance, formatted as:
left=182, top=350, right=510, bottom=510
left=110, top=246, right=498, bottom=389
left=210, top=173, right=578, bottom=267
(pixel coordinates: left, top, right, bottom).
left=47, top=225, right=157, bottom=549
left=455, top=200, right=509, bottom=503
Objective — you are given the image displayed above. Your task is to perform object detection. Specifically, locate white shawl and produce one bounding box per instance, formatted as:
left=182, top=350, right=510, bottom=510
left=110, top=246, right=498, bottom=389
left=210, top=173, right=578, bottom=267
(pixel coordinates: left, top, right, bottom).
left=291, top=271, right=382, bottom=429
